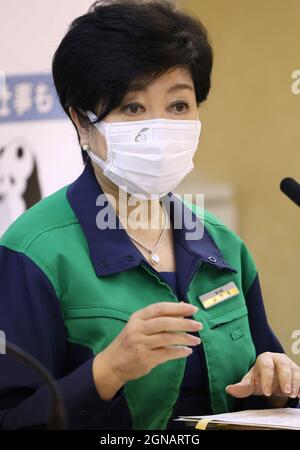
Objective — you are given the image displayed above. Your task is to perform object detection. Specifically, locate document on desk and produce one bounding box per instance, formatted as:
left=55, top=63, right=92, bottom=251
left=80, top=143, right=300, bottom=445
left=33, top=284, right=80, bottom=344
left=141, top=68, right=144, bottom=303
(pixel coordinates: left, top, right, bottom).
left=175, top=408, right=300, bottom=430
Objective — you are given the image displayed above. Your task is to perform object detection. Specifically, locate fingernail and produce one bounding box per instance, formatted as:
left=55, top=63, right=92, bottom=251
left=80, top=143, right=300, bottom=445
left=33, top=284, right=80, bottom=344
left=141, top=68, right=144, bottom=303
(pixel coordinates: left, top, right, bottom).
left=181, top=302, right=198, bottom=311
left=264, top=388, right=271, bottom=396
left=285, top=384, right=291, bottom=394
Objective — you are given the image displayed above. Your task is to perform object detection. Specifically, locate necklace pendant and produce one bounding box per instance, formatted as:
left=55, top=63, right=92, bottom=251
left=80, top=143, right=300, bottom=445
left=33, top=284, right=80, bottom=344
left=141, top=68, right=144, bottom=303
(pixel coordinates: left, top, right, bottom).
left=150, top=253, right=160, bottom=265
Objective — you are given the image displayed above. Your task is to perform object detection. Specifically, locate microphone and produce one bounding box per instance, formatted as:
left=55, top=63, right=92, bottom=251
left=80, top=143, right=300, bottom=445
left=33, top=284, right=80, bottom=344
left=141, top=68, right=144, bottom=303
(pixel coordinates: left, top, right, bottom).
left=6, top=341, right=67, bottom=430
left=280, top=178, right=300, bottom=207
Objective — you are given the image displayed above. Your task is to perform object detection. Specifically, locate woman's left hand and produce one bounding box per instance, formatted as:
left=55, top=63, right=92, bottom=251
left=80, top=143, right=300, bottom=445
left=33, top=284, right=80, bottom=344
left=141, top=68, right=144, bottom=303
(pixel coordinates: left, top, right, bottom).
left=226, top=352, right=300, bottom=400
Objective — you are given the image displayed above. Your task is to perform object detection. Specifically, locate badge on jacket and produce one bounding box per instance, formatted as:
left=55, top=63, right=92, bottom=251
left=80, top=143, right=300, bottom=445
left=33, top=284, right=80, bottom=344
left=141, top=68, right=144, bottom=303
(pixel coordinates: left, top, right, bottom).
left=199, top=281, right=240, bottom=309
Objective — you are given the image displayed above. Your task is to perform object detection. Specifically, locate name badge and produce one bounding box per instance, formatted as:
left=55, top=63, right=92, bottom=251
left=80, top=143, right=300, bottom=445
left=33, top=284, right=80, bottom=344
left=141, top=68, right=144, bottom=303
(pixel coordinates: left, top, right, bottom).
left=199, top=281, right=240, bottom=309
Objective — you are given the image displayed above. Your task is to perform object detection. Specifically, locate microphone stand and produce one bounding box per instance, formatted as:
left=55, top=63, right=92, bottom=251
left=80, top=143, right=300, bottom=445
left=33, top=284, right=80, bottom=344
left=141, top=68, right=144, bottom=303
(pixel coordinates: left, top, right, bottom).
left=5, top=341, right=67, bottom=430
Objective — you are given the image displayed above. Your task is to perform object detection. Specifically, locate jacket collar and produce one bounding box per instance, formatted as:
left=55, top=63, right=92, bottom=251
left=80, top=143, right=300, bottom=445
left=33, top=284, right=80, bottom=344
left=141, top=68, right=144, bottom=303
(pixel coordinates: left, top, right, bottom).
left=67, top=163, right=237, bottom=277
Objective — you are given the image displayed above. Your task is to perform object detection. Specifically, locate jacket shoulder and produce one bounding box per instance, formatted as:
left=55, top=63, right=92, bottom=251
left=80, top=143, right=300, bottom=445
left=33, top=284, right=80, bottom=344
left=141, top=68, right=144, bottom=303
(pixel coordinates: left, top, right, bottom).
left=186, top=201, right=258, bottom=293
left=184, top=199, right=241, bottom=241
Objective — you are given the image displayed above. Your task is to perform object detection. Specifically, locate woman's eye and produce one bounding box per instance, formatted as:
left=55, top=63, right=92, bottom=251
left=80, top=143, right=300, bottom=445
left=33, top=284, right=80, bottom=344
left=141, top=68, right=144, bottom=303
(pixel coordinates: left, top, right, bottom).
left=170, top=102, right=190, bottom=113
left=121, top=101, right=190, bottom=115
left=122, top=103, right=144, bottom=115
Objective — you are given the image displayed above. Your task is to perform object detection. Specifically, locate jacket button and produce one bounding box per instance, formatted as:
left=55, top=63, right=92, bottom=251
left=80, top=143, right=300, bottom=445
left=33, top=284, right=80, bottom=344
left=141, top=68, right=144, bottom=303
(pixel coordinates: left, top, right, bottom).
left=208, top=256, right=217, bottom=263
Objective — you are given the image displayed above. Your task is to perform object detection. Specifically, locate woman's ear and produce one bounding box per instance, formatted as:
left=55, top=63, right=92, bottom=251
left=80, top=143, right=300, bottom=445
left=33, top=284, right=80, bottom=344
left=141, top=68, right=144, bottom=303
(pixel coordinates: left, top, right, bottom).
left=69, top=106, right=90, bottom=141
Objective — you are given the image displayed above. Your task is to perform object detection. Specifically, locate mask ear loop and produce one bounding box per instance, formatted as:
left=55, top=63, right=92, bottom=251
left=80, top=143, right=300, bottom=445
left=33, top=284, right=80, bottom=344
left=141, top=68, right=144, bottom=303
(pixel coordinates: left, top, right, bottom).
left=84, top=110, right=112, bottom=170
left=86, top=110, right=98, bottom=123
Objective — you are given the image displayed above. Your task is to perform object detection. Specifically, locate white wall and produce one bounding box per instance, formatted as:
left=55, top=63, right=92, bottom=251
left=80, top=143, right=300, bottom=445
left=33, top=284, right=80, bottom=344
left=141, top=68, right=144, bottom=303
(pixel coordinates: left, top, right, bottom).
left=0, top=1, right=95, bottom=235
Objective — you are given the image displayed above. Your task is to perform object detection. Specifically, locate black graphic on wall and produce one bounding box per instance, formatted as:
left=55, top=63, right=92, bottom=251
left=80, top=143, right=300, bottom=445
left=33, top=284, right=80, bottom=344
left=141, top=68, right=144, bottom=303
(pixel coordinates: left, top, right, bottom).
left=0, top=138, right=41, bottom=236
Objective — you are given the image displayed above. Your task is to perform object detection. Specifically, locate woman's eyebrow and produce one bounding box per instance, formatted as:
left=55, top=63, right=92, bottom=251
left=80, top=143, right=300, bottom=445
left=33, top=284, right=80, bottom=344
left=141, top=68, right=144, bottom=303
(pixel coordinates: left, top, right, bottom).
left=167, top=83, right=194, bottom=93
left=127, top=82, right=194, bottom=94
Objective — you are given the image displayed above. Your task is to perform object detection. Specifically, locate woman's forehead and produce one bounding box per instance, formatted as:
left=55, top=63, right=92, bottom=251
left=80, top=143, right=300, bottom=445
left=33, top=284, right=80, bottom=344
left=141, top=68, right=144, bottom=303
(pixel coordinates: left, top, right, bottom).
left=126, top=68, right=195, bottom=95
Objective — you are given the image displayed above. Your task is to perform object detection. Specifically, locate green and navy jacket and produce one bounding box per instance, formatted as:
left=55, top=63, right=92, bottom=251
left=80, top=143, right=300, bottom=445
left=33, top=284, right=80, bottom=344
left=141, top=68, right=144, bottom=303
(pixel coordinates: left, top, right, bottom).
left=0, top=162, right=292, bottom=430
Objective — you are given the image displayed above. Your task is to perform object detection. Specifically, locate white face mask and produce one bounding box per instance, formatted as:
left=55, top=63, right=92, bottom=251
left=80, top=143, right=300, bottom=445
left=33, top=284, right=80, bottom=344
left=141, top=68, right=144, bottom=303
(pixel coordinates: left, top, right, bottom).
left=85, top=111, right=201, bottom=198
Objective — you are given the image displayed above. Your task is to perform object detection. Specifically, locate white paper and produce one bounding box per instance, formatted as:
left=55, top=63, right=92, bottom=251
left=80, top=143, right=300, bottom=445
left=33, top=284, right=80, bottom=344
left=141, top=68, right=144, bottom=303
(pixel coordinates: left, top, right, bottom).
left=176, top=408, right=300, bottom=430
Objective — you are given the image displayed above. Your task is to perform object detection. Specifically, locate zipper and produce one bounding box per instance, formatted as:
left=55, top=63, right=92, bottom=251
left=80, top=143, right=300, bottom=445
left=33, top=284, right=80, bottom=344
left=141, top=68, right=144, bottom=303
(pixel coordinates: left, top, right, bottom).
left=141, top=259, right=209, bottom=429
left=141, top=261, right=184, bottom=429
left=165, top=260, right=203, bottom=428
left=185, top=260, right=213, bottom=416
left=140, top=260, right=178, bottom=299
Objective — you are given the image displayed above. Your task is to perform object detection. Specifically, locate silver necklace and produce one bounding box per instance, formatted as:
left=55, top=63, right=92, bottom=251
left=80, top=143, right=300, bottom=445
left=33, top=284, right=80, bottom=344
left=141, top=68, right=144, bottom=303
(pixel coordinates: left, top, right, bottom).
left=126, top=203, right=169, bottom=266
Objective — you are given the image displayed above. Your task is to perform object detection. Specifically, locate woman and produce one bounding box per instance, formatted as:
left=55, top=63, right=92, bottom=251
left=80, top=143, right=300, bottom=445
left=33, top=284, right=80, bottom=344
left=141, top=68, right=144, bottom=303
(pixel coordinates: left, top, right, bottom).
left=0, top=0, right=299, bottom=430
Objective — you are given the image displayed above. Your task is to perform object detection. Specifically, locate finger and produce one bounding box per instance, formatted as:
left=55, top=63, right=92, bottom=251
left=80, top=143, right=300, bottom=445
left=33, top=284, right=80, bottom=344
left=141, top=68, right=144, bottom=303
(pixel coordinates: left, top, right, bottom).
left=274, top=356, right=293, bottom=395
left=240, top=367, right=255, bottom=382
left=142, top=316, right=203, bottom=335
left=226, top=380, right=255, bottom=398
left=252, top=373, right=264, bottom=395
left=145, top=331, right=201, bottom=350
left=290, top=366, right=300, bottom=398
left=136, top=301, right=198, bottom=320
left=154, top=344, right=193, bottom=364
left=256, top=353, right=275, bottom=396
left=226, top=369, right=255, bottom=398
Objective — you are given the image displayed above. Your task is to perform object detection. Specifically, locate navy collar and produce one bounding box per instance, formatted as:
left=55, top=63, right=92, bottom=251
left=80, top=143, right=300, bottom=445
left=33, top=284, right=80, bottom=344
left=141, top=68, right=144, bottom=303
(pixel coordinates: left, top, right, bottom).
left=67, top=163, right=237, bottom=277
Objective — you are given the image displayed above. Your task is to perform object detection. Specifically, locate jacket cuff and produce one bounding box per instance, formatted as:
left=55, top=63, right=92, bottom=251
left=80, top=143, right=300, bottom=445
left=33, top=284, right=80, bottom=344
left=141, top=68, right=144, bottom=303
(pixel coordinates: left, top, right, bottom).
left=58, top=357, right=125, bottom=429
left=1, top=357, right=125, bottom=430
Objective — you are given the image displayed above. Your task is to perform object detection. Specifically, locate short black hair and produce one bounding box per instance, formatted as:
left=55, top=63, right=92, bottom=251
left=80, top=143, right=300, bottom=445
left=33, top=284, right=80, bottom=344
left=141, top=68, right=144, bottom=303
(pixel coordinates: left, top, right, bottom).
left=52, top=0, right=213, bottom=162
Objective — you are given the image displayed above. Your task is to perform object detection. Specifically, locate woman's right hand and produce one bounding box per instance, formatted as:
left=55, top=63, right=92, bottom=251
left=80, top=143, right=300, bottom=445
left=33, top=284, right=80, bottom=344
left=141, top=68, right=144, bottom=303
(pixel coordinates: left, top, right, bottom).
left=92, top=301, right=202, bottom=400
